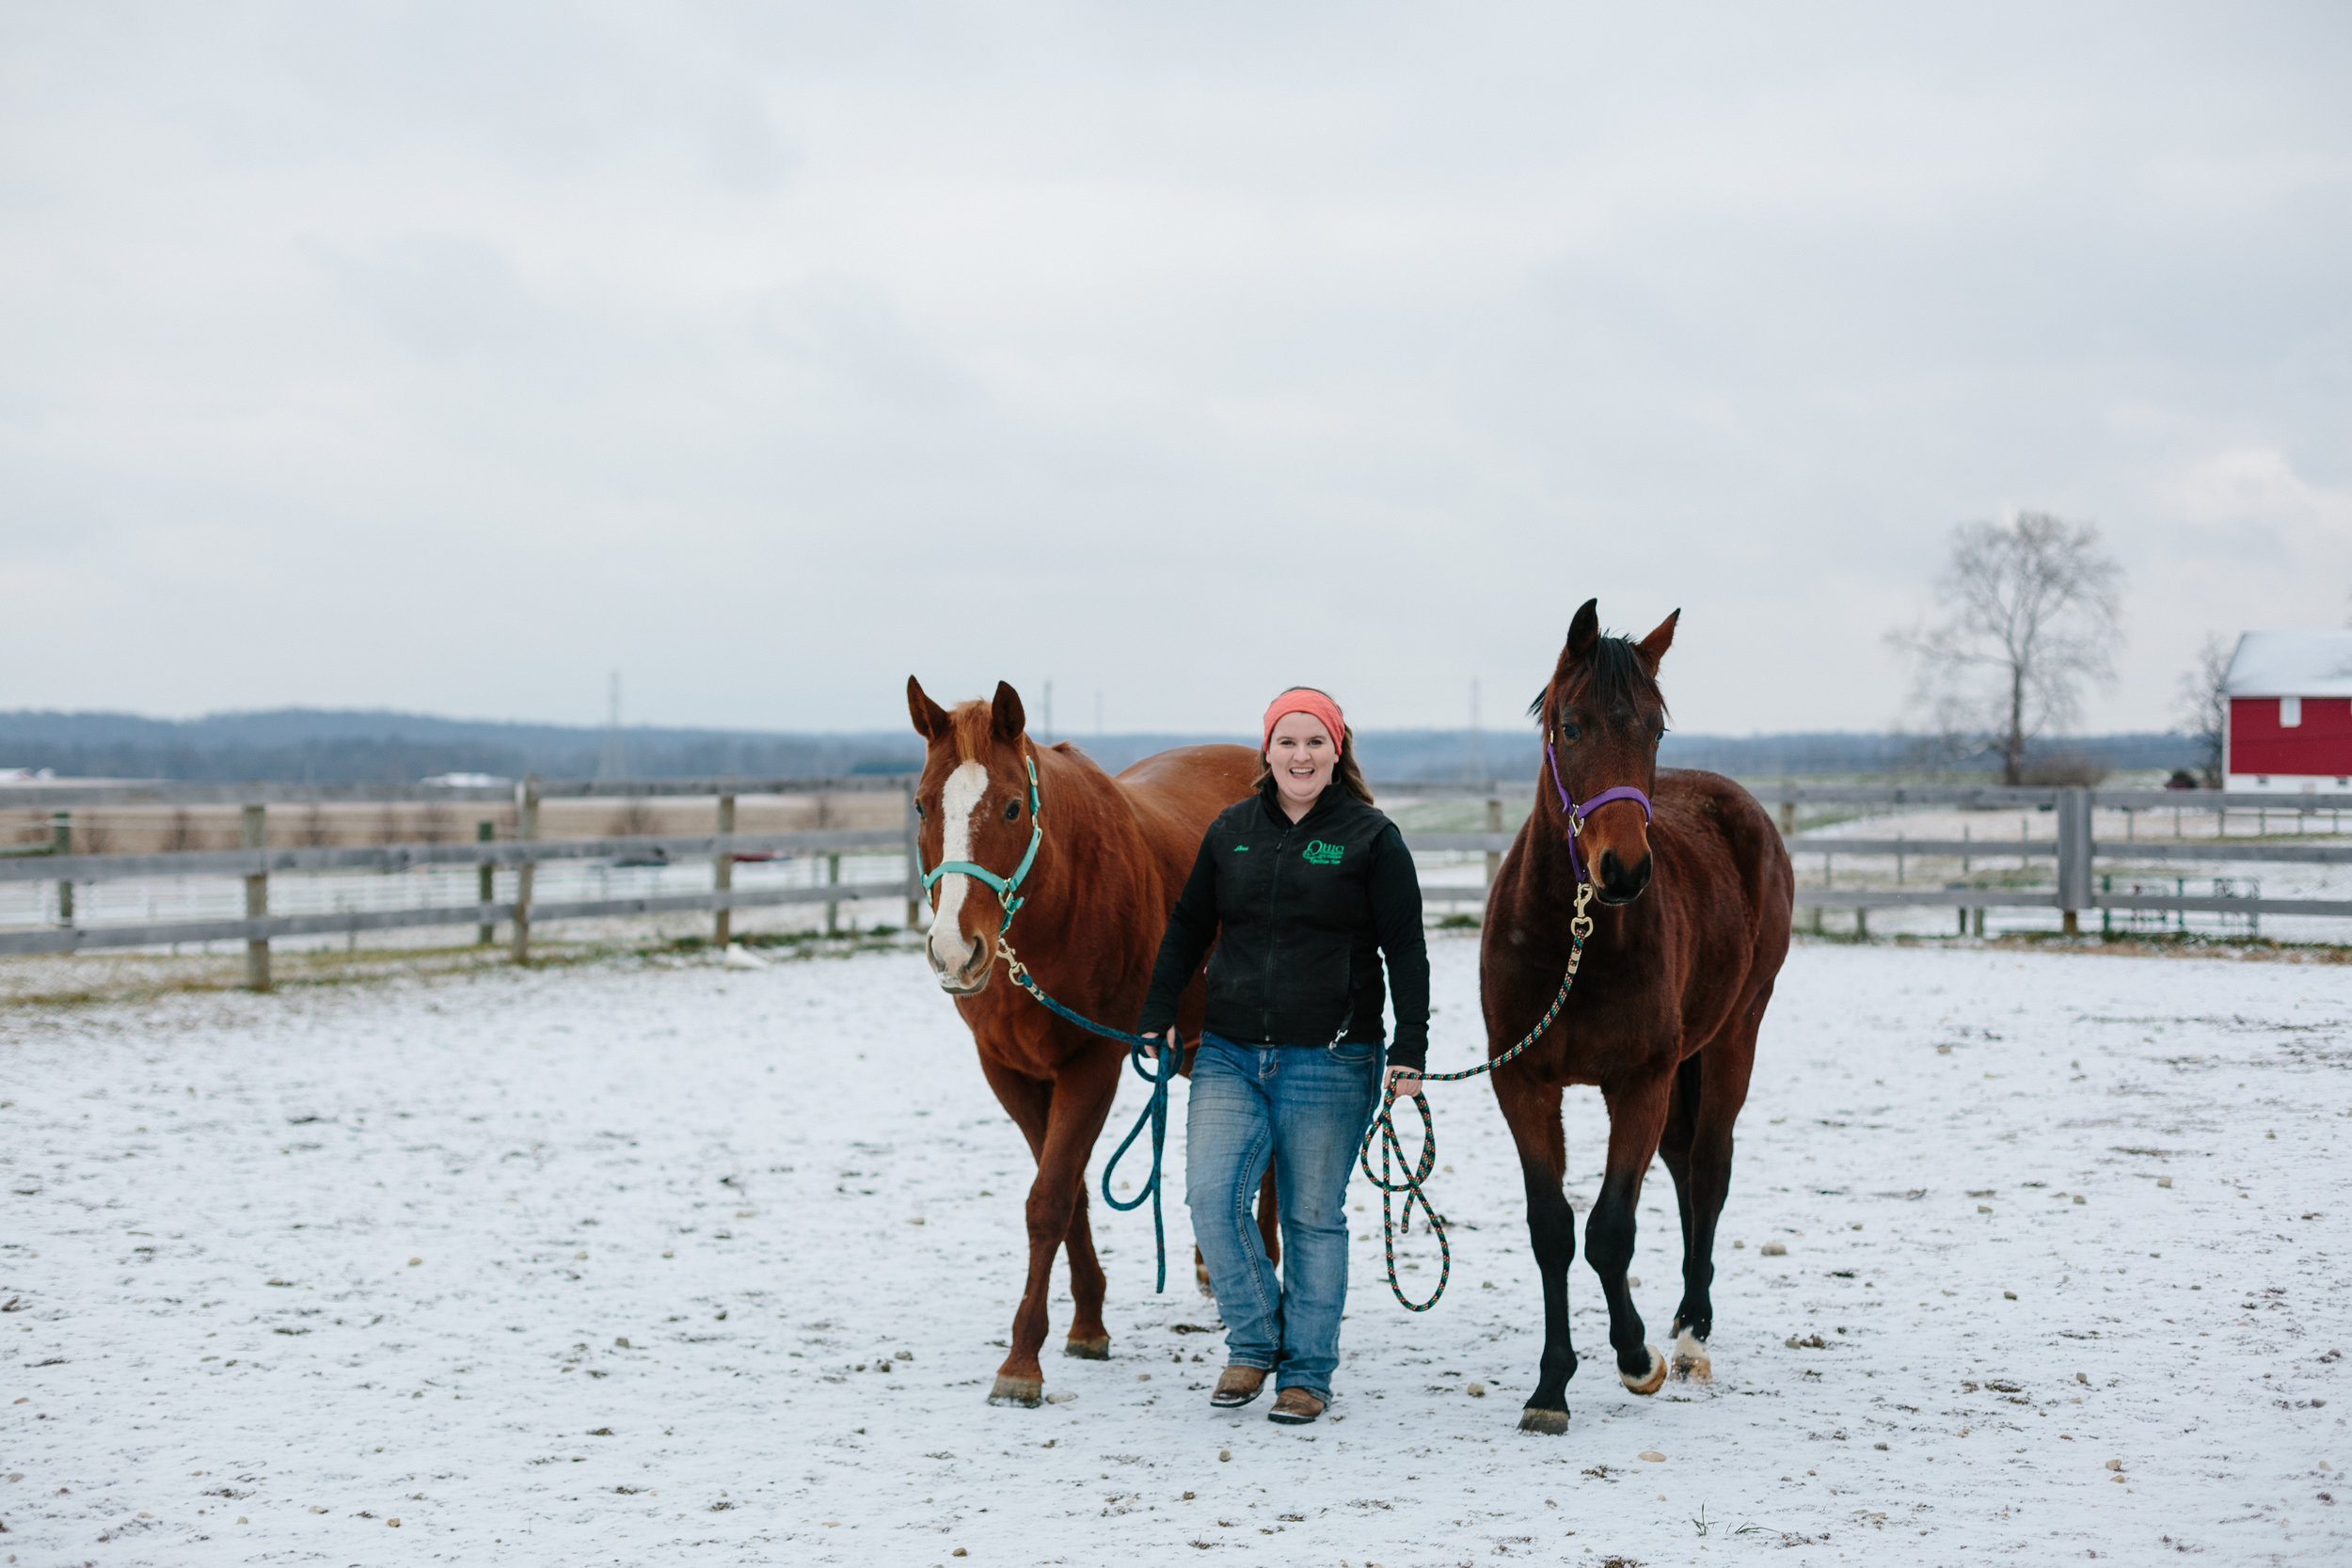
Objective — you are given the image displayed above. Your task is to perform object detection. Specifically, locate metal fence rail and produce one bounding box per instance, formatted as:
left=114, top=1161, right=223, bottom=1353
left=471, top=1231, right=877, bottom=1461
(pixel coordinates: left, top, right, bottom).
left=7, top=776, right=2350, bottom=983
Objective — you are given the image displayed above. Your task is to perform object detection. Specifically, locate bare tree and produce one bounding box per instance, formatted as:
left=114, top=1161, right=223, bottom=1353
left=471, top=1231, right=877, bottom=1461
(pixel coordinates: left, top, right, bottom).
left=2176, top=632, right=2233, bottom=788
left=1889, top=513, right=2123, bottom=786
left=297, top=802, right=334, bottom=847
left=608, top=798, right=659, bottom=838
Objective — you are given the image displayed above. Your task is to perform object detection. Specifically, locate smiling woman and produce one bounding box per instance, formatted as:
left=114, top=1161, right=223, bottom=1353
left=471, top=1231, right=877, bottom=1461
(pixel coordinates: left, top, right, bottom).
left=1137, top=686, right=1429, bottom=1427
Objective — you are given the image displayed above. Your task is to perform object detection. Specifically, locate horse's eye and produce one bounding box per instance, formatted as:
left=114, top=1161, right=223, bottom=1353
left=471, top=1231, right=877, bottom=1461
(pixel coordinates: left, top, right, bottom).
left=1558, top=720, right=1581, bottom=742
left=1003, top=800, right=1021, bottom=821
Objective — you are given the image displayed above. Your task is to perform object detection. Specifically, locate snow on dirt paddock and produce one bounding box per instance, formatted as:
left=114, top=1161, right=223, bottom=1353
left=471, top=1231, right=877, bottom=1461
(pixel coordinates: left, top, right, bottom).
left=2, top=938, right=2346, bottom=1565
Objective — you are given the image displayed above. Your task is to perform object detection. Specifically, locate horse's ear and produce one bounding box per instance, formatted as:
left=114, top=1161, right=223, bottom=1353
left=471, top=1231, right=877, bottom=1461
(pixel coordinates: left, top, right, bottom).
left=990, top=681, right=1026, bottom=742
left=907, top=676, right=951, bottom=741
left=1564, top=599, right=1601, bottom=662
left=1635, top=610, right=1679, bottom=673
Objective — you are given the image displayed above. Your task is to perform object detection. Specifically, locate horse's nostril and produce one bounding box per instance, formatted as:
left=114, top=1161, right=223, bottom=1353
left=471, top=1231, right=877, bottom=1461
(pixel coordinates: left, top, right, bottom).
left=1597, top=849, right=1652, bottom=901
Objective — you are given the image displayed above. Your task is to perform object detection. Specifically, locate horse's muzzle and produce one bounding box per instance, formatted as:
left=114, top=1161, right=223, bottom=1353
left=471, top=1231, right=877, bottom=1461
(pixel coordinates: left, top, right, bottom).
left=927, top=935, right=994, bottom=994
left=1595, top=849, right=1652, bottom=905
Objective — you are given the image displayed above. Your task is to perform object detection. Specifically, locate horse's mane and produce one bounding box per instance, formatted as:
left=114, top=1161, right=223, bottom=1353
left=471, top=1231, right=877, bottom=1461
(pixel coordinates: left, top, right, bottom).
left=944, top=702, right=991, bottom=763
left=1526, top=633, right=1667, bottom=722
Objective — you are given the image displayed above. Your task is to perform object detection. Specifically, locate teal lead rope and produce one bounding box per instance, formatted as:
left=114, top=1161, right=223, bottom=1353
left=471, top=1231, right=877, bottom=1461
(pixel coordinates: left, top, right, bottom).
left=997, top=937, right=1180, bottom=1293
left=1358, top=878, right=1596, bottom=1313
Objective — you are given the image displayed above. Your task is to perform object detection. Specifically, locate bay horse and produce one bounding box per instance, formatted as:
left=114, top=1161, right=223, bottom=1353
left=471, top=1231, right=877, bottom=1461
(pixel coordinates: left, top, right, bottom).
left=1483, top=601, right=1793, bottom=1433
left=907, top=677, right=1265, bottom=1407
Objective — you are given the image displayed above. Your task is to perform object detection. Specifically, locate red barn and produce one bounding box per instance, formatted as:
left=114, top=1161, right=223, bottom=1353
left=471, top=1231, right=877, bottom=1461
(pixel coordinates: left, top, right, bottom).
left=2223, top=630, right=2352, bottom=792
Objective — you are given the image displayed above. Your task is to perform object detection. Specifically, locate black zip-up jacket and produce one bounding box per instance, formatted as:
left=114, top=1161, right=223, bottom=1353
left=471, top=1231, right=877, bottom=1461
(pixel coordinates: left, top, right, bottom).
left=1136, top=778, right=1430, bottom=1071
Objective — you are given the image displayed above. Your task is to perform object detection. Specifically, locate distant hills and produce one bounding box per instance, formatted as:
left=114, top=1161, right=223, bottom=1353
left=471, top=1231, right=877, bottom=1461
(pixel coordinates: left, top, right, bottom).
left=0, top=707, right=2202, bottom=784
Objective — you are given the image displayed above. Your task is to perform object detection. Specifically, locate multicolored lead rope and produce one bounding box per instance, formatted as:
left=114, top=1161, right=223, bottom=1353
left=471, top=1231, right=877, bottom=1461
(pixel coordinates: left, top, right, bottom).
left=1357, top=879, right=1596, bottom=1312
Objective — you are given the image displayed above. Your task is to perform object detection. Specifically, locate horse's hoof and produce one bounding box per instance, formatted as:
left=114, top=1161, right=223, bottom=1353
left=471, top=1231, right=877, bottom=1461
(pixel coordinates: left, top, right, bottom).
left=1671, top=1327, right=1712, bottom=1384
left=1619, top=1345, right=1667, bottom=1396
left=1064, top=1335, right=1111, bottom=1360
left=1518, top=1406, right=1570, bottom=1434
left=987, top=1375, right=1043, bottom=1408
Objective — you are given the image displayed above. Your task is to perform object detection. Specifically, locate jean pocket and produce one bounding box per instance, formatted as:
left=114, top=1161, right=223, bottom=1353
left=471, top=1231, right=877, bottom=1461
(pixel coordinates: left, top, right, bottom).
left=1326, top=1040, right=1379, bottom=1068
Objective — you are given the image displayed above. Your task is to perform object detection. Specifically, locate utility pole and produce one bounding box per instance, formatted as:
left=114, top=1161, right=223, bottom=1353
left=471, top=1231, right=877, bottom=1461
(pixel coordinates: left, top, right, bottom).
left=1042, top=680, right=1054, bottom=742
left=598, top=671, right=628, bottom=782
left=1468, top=678, right=1486, bottom=784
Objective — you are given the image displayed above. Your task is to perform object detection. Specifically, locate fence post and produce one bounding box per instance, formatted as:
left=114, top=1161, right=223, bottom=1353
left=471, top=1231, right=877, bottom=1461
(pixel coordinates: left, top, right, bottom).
left=511, top=776, right=539, bottom=964
left=903, top=779, right=922, bottom=930
left=242, top=803, right=270, bottom=991
left=476, top=820, right=496, bottom=945
left=2057, top=786, right=2092, bottom=936
left=1778, top=799, right=1796, bottom=838
left=50, top=812, right=72, bottom=927
left=1485, top=790, right=1503, bottom=889
left=826, top=852, right=842, bottom=935
left=714, top=793, right=736, bottom=948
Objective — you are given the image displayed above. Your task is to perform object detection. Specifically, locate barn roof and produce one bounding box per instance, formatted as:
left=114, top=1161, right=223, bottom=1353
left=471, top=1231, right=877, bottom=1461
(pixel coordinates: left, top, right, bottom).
left=2223, top=630, right=2352, bottom=697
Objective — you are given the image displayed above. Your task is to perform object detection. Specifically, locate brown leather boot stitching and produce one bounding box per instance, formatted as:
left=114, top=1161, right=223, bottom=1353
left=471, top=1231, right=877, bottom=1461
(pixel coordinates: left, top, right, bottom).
left=1267, top=1386, right=1326, bottom=1425
left=1209, top=1366, right=1267, bottom=1409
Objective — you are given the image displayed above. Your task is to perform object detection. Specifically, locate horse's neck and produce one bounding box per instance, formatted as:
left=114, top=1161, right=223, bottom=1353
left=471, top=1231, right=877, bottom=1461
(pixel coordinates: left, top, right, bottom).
left=1024, top=745, right=1142, bottom=909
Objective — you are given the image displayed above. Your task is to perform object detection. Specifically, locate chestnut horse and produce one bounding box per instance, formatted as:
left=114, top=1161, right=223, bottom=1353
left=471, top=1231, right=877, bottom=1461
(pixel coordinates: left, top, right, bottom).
left=907, top=677, right=1262, bottom=1407
left=1484, top=602, right=1793, bottom=1433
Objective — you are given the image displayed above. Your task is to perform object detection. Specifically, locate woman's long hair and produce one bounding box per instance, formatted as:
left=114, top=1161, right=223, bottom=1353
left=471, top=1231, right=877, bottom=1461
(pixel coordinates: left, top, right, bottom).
left=1252, top=689, right=1375, bottom=804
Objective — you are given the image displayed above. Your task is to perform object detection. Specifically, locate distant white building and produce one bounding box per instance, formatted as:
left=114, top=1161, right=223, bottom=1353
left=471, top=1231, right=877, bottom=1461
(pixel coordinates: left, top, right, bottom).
left=2222, top=630, right=2352, bottom=793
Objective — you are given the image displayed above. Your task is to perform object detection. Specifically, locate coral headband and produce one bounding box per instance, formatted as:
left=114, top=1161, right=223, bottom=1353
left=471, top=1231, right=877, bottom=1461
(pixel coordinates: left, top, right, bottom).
left=1261, top=689, right=1346, bottom=755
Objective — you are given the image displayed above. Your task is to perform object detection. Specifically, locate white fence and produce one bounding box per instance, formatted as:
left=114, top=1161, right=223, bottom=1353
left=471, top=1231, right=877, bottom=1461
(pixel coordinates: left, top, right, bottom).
left=6, top=776, right=2351, bottom=988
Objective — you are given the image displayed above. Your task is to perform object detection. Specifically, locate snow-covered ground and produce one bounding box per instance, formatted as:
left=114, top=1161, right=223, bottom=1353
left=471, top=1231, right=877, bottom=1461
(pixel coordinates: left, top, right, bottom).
left=2, top=937, right=2346, bottom=1565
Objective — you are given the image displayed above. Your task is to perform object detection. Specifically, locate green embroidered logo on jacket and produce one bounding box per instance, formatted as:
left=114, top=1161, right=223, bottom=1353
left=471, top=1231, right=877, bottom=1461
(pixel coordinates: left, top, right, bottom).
left=1301, top=840, right=1344, bottom=865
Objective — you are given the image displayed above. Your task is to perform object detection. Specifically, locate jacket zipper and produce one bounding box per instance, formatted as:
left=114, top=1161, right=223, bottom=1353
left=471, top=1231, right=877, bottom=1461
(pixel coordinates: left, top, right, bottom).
left=1262, top=810, right=1295, bottom=1039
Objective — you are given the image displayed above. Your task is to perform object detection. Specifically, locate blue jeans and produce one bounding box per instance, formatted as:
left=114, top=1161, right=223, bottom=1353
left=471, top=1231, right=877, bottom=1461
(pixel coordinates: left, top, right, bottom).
left=1185, top=1032, right=1383, bottom=1400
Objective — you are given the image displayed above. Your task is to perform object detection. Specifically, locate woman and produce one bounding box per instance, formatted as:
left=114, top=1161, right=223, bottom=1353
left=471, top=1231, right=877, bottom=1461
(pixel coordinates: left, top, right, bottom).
left=1137, top=687, right=1428, bottom=1426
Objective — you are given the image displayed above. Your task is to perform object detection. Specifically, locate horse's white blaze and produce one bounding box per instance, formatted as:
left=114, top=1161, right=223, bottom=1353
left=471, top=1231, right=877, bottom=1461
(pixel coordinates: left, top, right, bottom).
left=925, top=760, right=991, bottom=977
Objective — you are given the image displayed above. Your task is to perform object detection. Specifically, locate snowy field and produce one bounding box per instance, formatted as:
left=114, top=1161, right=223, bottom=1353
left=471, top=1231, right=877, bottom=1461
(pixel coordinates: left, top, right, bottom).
left=2, top=936, right=2347, bottom=1565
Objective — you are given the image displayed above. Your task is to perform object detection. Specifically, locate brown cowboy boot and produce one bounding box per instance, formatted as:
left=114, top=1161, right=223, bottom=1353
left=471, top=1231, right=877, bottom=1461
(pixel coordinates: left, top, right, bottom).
left=1267, top=1386, right=1326, bottom=1425
left=1210, top=1366, right=1267, bottom=1409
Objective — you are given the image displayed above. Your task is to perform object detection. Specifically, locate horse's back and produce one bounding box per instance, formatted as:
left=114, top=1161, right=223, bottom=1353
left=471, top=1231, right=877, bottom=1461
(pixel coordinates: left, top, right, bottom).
left=1112, top=743, right=1259, bottom=862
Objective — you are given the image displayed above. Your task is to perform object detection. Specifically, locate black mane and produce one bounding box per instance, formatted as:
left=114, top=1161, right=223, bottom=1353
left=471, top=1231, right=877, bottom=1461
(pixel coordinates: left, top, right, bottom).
left=1526, top=633, right=1666, bottom=723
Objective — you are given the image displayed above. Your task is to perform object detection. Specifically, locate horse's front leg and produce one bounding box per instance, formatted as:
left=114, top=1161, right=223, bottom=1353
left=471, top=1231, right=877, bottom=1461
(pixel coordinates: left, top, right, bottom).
left=1002, top=1050, right=1122, bottom=1399
left=1058, top=1057, right=1122, bottom=1358
left=1495, top=1067, right=1577, bottom=1433
left=1589, top=1068, right=1676, bottom=1396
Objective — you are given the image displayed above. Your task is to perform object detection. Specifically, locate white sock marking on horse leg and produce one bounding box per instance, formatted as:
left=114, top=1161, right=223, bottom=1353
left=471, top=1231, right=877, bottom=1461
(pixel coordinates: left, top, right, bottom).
left=1620, top=1343, right=1666, bottom=1394
left=1672, top=1327, right=1712, bottom=1383
left=925, top=761, right=990, bottom=975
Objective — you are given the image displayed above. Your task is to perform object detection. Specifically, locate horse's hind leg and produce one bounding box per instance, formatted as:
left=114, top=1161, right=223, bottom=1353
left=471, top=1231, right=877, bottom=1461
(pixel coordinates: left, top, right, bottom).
left=1256, top=1162, right=1281, bottom=1269
left=1670, top=1002, right=1763, bottom=1383
left=1494, top=1068, right=1577, bottom=1433
left=1656, top=1053, right=1708, bottom=1382
left=1589, top=1069, right=1675, bottom=1396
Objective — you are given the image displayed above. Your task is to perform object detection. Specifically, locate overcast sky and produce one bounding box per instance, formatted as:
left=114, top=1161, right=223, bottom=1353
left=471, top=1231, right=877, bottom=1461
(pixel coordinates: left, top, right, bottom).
left=4, top=3, right=2348, bottom=738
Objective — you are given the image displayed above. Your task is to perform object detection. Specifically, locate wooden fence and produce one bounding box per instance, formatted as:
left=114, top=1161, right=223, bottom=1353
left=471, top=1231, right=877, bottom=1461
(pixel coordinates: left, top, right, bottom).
left=5, top=776, right=2349, bottom=988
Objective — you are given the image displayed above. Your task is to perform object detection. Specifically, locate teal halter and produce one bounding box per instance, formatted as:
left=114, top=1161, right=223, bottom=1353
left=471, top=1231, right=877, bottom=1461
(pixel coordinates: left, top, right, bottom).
left=918, top=750, right=1043, bottom=934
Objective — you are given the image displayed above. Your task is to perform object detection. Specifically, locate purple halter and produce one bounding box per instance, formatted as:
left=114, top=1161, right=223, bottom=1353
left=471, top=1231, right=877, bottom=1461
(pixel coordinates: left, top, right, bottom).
left=1545, top=739, right=1654, bottom=886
